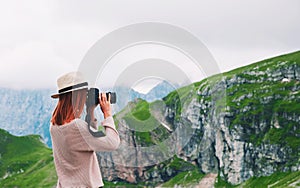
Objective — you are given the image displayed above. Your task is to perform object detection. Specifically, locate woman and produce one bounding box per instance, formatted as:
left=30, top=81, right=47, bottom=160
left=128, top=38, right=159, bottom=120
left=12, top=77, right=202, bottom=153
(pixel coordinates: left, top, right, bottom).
left=50, top=71, right=120, bottom=188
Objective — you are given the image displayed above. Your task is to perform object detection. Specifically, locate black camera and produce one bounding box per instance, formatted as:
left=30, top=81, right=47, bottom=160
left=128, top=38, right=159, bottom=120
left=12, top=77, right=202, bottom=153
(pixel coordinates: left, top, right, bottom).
left=86, top=88, right=116, bottom=107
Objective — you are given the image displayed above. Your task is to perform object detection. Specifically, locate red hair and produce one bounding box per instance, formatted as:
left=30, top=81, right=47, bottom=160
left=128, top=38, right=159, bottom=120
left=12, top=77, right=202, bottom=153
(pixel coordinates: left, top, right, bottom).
left=51, top=89, right=87, bottom=125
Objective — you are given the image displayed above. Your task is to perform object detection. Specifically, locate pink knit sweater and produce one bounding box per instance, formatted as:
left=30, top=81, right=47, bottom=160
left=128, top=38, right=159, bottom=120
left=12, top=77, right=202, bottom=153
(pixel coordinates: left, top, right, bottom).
left=50, top=116, right=120, bottom=188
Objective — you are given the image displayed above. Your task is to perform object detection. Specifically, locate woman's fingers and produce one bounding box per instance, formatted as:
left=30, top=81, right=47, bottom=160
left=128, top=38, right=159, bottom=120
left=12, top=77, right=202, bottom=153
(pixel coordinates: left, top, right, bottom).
left=100, top=93, right=106, bottom=102
left=100, top=93, right=111, bottom=103
left=99, top=92, right=112, bottom=118
left=107, top=93, right=111, bottom=103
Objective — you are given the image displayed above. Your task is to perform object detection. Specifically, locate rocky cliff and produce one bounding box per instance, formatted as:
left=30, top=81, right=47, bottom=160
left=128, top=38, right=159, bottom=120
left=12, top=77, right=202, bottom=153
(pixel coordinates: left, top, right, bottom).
left=97, top=51, right=300, bottom=185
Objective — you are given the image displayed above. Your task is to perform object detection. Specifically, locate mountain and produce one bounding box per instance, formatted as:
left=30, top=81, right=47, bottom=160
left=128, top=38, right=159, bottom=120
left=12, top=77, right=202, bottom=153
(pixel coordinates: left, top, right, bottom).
left=0, top=128, right=57, bottom=187
left=96, top=50, right=300, bottom=186
left=0, top=89, right=56, bottom=147
left=129, top=80, right=178, bottom=102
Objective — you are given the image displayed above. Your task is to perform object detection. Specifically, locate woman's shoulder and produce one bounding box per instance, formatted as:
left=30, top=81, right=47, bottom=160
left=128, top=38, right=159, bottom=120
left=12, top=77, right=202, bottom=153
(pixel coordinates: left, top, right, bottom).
left=72, top=118, right=88, bottom=127
left=50, top=119, right=87, bottom=128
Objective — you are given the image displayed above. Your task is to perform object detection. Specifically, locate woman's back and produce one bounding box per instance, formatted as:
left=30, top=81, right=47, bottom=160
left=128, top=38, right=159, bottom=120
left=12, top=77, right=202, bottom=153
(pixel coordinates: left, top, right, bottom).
left=51, top=119, right=103, bottom=187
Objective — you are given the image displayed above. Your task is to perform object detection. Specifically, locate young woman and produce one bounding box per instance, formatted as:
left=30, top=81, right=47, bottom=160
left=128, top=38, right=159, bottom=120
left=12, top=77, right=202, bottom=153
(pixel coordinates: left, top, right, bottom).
left=50, top=72, right=120, bottom=188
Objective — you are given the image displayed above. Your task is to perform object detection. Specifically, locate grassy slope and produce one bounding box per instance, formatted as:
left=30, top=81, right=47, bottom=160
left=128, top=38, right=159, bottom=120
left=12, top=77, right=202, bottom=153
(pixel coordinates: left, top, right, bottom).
left=240, top=171, right=300, bottom=188
left=225, top=50, right=300, bottom=76
left=0, top=129, right=57, bottom=188
left=118, top=98, right=171, bottom=147
left=160, top=169, right=204, bottom=187
left=214, top=171, right=300, bottom=188
left=157, top=170, right=300, bottom=188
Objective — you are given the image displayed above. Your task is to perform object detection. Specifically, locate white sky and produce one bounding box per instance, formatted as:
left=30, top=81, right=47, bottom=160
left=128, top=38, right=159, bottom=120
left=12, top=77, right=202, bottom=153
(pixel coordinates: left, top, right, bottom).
left=0, top=0, right=299, bottom=93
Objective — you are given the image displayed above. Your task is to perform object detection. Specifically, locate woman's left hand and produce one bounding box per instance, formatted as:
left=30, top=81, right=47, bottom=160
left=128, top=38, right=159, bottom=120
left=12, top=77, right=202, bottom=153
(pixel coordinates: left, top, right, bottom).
left=100, top=93, right=112, bottom=119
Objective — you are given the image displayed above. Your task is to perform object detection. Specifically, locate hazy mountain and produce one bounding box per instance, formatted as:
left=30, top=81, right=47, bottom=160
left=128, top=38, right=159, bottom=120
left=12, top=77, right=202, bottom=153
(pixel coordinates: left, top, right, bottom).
left=129, top=80, right=179, bottom=102
left=0, top=89, right=56, bottom=147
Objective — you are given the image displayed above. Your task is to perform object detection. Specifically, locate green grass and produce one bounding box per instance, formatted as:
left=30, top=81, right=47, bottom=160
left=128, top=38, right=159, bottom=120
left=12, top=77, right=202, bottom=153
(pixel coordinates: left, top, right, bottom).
left=103, top=180, right=146, bottom=187
left=117, top=99, right=172, bottom=147
left=0, top=129, right=57, bottom=188
left=214, top=171, right=300, bottom=188
left=131, top=99, right=151, bottom=121
left=240, top=171, right=300, bottom=188
left=123, top=114, right=159, bottom=132
left=224, top=50, right=300, bottom=77
left=160, top=169, right=204, bottom=187
left=163, top=83, right=197, bottom=120
left=135, top=131, right=154, bottom=146
left=122, top=99, right=160, bottom=131
left=167, top=156, right=195, bottom=171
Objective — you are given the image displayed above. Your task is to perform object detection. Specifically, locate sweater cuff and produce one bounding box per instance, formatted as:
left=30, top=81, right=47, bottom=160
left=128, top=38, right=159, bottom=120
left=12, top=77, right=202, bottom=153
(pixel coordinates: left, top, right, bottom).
left=101, top=116, right=118, bottom=133
left=101, top=116, right=114, bottom=127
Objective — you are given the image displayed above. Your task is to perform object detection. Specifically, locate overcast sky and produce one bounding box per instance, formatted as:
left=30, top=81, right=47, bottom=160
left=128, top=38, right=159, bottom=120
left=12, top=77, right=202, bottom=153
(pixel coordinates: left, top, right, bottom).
left=0, top=0, right=299, bottom=93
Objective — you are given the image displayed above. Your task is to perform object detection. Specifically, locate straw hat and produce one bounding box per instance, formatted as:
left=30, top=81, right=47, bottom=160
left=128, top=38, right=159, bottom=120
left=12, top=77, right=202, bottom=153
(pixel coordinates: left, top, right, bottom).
left=51, top=71, right=88, bottom=98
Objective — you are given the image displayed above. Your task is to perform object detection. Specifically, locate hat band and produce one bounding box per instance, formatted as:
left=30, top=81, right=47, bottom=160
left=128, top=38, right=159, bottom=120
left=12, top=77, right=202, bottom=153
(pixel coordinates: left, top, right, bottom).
left=58, top=82, right=88, bottom=93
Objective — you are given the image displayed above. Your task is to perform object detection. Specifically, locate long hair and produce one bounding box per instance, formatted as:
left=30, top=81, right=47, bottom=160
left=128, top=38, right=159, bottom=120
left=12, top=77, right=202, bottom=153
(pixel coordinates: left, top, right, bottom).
left=51, top=89, right=87, bottom=125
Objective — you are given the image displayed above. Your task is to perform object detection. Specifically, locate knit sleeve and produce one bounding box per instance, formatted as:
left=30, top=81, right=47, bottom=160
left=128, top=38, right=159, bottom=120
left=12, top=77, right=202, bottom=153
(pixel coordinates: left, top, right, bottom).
left=77, top=117, right=120, bottom=152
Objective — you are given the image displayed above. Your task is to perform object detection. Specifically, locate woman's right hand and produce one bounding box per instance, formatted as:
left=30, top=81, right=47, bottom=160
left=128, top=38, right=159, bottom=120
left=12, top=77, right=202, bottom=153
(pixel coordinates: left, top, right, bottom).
left=99, top=93, right=112, bottom=119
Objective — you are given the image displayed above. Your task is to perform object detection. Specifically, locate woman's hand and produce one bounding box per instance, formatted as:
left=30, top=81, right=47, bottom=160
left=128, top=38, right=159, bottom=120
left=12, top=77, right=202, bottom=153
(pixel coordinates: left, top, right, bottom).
left=100, top=93, right=112, bottom=119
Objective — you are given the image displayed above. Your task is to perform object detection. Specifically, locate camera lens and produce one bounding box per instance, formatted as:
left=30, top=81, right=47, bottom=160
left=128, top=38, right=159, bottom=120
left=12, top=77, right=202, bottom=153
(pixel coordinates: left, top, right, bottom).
left=106, top=92, right=116, bottom=104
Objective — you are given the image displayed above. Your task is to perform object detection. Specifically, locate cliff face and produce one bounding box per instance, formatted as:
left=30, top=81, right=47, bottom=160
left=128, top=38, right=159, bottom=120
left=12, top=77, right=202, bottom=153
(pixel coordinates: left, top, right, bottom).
left=165, top=52, right=300, bottom=184
left=97, top=51, right=300, bottom=185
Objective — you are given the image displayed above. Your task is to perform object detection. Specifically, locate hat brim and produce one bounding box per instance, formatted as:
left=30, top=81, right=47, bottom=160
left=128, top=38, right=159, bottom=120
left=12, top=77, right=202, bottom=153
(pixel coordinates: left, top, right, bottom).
left=51, top=86, right=88, bottom=99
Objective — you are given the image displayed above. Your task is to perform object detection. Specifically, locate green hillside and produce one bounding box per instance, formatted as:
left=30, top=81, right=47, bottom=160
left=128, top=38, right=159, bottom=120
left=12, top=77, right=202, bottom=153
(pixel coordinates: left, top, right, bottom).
left=116, top=98, right=172, bottom=147
left=158, top=171, right=300, bottom=188
left=0, top=129, right=57, bottom=187
left=239, top=171, right=300, bottom=188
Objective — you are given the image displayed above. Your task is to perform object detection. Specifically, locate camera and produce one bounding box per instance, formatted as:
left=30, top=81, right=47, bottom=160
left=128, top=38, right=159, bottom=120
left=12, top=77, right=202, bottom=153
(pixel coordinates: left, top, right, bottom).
left=86, top=88, right=116, bottom=107
left=85, top=88, right=116, bottom=137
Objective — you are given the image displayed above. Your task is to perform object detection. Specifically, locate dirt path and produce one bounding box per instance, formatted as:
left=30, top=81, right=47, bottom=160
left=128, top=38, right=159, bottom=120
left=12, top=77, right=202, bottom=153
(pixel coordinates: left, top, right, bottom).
left=195, top=173, right=218, bottom=188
